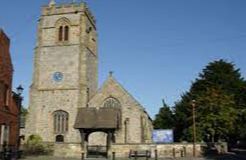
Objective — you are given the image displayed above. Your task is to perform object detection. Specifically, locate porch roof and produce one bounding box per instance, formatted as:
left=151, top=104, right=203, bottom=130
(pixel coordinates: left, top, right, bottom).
left=74, top=107, right=121, bottom=129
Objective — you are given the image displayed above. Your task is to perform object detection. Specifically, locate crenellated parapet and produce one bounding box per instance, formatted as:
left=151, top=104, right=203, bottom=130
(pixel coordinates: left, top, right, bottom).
left=41, top=2, right=96, bottom=27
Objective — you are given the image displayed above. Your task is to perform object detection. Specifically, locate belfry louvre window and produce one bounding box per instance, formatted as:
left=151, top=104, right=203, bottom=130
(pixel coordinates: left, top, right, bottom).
left=58, top=26, right=63, bottom=41
left=58, top=26, right=69, bottom=42
left=103, top=97, right=121, bottom=108
left=64, top=26, right=69, bottom=41
left=53, top=110, right=69, bottom=134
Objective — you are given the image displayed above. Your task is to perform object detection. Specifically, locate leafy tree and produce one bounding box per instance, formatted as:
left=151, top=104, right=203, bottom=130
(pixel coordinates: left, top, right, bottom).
left=174, top=59, right=246, bottom=143
left=173, top=93, right=192, bottom=141
left=153, top=100, right=175, bottom=129
left=196, top=87, right=237, bottom=142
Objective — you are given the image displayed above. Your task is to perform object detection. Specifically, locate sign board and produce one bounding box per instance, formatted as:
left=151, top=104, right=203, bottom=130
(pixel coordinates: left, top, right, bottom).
left=152, top=129, right=174, bottom=143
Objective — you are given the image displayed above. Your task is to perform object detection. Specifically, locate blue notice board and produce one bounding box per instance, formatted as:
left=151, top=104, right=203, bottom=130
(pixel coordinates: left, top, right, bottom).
left=152, top=129, right=174, bottom=143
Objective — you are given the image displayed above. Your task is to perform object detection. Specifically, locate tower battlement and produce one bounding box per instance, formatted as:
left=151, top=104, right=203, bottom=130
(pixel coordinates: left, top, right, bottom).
left=42, top=2, right=96, bottom=26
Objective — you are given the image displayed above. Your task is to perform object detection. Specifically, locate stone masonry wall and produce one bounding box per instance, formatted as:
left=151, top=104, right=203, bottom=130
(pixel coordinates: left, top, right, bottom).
left=50, top=142, right=211, bottom=158
left=111, top=143, right=205, bottom=158
left=53, top=143, right=83, bottom=158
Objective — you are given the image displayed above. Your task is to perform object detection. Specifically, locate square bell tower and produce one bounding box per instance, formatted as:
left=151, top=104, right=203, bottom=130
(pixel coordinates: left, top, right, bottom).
left=26, top=0, right=98, bottom=143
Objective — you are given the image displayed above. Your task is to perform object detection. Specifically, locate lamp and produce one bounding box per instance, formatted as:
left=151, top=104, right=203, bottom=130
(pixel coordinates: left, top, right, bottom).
left=16, top=85, right=24, bottom=154
left=16, top=85, right=24, bottom=96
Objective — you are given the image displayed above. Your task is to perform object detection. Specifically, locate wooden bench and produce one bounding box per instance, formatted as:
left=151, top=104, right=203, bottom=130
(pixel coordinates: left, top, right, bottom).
left=129, top=150, right=151, bottom=159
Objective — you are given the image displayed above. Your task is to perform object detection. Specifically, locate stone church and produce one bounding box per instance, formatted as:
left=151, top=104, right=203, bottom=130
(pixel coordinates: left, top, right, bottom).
left=25, top=0, right=153, bottom=157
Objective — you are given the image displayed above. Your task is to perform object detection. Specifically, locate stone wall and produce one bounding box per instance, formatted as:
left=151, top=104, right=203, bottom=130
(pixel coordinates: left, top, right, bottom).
left=110, top=143, right=205, bottom=158
left=40, top=142, right=228, bottom=158
left=53, top=143, right=83, bottom=158
left=48, top=142, right=227, bottom=158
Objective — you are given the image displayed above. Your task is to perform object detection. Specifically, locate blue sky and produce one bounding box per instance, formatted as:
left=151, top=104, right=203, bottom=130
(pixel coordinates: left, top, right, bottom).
left=1, top=0, right=246, bottom=118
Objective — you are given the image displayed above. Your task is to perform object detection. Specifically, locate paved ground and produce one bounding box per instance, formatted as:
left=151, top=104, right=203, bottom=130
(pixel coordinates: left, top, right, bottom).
left=18, top=148, right=246, bottom=160
left=19, top=154, right=246, bottom=160
left=20, top=156, right=81, bottom=160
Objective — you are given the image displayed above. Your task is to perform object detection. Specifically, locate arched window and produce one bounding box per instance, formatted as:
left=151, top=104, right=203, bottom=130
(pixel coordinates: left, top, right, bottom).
left=56, top=18, right=70, bottom=42
left=58, top=26, right=69, bottom=42
left=58, top=26, right=63, bottom=41
left=103, top=97, right=121, bottom=108
left=53, top=110, right=68, bottom=134
left=64, top=26, right=69, bottom=41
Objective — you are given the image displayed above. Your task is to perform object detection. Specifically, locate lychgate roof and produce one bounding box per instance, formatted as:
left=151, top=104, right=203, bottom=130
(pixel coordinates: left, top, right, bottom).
left=74, top=107, right=121, bottom=129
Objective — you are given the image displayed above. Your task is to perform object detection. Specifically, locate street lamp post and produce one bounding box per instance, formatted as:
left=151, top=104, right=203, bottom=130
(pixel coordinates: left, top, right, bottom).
left=16, top=85, right=23, bottom=154
left=192, top=100, right=196, bottom=157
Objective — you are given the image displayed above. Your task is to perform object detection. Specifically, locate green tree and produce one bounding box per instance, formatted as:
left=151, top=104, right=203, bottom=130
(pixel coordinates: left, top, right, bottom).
left=196, top=87, right=237, bottom=142
left=153, top=100, right=175, bottom=129
left=174, top=59, right=246, bottom=143
left=173, top=93, right=191, bottom=141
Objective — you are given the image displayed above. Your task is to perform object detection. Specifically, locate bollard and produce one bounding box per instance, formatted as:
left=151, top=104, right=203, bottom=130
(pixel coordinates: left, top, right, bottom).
left=180, top=149, right=184, bottom=157
left=221, top=144, right=225, bottom=154
left=183, top=146, right=186, bottom=157
left=112, top=152, right=115, bottom=160
left=154, top=149, right=158, bottom=160
left=146, top=150, right=149, bottom=160
left=172, top=148, right=176, bottom=158
left=134, top=151, right=137, bottom=160
left=81, top=152, right=84, bottom=160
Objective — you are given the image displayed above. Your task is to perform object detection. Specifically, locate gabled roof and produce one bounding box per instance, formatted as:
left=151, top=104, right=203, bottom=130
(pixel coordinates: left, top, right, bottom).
left=90, top=73, right=152, bottom=121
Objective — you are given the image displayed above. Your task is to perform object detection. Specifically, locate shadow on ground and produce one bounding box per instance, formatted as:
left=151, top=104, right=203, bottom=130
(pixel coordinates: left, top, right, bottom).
left=203, top=147, right=246, bottom=160
left=19, top=150, right=246, bottom=160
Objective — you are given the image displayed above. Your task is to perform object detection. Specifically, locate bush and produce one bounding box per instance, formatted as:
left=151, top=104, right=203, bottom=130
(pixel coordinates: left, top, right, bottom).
left=24, top=135, right=54, bottom=156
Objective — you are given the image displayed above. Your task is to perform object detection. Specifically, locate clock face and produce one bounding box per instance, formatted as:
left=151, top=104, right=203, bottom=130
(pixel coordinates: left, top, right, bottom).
left=53, top=72, right=63, bottom=82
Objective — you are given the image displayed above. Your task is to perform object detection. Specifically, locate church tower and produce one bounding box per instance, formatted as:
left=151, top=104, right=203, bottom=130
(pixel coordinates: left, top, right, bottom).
left=26, top=1, right=98, bottom=143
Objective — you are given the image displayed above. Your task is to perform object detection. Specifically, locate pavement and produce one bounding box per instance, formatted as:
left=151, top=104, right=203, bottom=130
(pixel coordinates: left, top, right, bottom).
left=19, top=153, right=246, bottom=160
